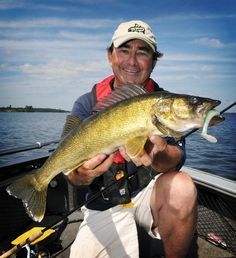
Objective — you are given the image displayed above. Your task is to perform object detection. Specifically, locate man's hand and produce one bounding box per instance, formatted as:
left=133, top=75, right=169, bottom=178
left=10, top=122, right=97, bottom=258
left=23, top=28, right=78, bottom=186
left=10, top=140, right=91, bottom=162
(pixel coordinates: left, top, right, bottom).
left=67, top=153, right=115, bottom=186
left=119, top=135, right=175, bottom=170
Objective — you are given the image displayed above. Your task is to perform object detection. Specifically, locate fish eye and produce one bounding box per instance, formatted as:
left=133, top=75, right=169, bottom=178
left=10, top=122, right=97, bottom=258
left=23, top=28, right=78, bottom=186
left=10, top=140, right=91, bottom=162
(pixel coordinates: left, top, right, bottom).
left=191, top=97, right=201, bottom=105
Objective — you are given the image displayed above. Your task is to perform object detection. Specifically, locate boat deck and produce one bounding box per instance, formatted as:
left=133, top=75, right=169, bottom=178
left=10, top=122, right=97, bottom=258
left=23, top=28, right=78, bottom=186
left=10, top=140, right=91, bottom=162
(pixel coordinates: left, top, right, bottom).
left=54, top=210, right=234, bottom=258
left=0, top=155, right=235, bottom=257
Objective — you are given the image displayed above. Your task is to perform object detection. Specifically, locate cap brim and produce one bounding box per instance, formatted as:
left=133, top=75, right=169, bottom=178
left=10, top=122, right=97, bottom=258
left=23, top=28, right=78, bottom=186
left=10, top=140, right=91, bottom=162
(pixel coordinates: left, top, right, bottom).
left=113, top=35, right=156, bottom=52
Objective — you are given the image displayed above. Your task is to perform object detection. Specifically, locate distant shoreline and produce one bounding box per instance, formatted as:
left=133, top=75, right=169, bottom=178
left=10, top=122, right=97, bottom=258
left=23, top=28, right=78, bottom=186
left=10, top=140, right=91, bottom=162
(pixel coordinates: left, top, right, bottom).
left=0, top=106, right=69, bottom=113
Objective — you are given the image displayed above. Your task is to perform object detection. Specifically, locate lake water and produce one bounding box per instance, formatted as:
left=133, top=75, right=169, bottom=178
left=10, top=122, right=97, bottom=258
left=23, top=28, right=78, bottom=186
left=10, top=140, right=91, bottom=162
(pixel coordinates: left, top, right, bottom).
left=0, top=112, right=235, bottom=180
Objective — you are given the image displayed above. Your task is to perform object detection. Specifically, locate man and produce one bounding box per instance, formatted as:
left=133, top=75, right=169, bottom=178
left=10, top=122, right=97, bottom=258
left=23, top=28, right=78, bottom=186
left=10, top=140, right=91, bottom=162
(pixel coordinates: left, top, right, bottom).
left=64, top=20, right=197, bottom=258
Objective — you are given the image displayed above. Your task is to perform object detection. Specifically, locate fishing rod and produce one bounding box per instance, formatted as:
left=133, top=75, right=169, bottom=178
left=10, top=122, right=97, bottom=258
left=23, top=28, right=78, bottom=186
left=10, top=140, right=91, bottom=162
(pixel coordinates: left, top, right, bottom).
left=219, top=101, right=236, bottom=114
left=0, top=140, right=59, bottom=156
left=1, top=101, right=235, bottom=258
left=0, top=169, right=139, bottom=258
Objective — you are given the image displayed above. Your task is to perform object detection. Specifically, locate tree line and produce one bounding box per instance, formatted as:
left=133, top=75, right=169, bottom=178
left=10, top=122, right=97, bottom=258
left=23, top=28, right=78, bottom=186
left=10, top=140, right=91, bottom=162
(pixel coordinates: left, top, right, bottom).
left=0, top=105, right=69, bottom=113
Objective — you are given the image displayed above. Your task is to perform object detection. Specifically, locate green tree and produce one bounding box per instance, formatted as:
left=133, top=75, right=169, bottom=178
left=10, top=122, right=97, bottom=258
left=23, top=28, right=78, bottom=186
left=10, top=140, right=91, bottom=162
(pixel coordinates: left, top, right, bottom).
left=25, top=105, right=33, bottom=112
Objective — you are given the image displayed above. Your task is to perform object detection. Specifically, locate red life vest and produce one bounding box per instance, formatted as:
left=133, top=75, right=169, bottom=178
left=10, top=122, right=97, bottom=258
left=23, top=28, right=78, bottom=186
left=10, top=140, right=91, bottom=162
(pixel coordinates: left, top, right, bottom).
left=93, top=75, right=159, bottom=164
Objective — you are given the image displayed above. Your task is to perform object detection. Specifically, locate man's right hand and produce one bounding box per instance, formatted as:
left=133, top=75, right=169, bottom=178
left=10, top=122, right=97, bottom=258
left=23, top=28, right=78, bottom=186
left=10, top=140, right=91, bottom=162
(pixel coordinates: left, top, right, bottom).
left=66, top=153, right=115, bottom=186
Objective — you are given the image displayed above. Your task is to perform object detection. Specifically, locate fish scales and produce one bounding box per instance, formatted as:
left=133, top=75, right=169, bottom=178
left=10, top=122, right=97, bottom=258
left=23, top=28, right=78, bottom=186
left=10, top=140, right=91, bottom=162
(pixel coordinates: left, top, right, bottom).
left=6, top=85, right=222, bottom=222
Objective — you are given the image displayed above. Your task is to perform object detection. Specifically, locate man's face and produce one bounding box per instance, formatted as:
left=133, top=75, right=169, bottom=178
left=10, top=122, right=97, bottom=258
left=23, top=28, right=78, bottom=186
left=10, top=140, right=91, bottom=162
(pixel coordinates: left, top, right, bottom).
left=108, top=39, right=156, bottom=87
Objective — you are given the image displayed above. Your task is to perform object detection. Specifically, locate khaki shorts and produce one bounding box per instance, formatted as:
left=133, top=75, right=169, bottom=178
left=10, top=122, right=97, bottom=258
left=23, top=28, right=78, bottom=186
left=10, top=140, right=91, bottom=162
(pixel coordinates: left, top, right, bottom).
left=70, top=174, right=161, bottom=258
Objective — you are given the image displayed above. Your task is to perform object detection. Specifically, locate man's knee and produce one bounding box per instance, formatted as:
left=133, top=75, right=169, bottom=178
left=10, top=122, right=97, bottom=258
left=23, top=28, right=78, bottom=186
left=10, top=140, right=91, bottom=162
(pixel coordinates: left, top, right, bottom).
left=170, top=172, right=196, bottom=214
left=154, top=171, right=197, bottom=219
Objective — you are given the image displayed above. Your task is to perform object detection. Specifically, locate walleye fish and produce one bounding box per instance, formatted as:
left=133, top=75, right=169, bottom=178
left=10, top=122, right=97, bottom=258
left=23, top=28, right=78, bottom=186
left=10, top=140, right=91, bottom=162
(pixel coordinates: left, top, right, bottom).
left=7, top=84, right=222, bottom=222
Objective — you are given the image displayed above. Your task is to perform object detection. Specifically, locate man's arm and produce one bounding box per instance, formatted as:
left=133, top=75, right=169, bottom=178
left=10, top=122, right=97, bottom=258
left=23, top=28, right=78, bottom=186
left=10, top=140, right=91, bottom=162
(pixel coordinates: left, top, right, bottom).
left=119, top=135, right=185, bottom=173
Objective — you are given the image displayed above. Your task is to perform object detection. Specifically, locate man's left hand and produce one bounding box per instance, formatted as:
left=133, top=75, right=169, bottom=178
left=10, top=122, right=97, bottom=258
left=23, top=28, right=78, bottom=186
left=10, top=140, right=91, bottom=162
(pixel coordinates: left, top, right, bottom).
left=119, top=135, right=167, bottom=167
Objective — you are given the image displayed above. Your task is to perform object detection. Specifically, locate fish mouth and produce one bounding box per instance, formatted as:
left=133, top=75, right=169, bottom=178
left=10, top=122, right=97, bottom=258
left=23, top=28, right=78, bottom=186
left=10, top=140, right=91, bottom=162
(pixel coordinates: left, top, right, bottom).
left=209, top=115, right=225, bottom=126
left=200, top=99, right=221, bottom=116
left=211, top=99, right=221, bottom=109
left=206, top=99, right=221, bottom=111
left=203, top=99, right=224, bottom=126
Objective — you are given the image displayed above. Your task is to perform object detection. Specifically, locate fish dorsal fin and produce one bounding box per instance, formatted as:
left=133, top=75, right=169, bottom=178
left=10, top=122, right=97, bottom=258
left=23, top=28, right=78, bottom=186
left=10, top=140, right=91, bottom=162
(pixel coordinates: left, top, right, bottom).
left=61, top=115, right=81, bottom=139
left=93, top=84, right=147, bottom=112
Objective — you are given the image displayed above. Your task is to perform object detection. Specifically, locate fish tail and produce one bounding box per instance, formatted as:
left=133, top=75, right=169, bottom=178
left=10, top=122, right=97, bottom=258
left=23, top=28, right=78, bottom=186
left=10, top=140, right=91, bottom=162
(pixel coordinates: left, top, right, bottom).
left=6, top=174, right=47, bottom=222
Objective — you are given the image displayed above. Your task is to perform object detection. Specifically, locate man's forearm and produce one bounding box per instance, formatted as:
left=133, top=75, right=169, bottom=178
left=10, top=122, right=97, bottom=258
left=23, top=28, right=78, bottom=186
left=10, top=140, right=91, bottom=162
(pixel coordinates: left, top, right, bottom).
left=152, top=144, right=184, bottom=173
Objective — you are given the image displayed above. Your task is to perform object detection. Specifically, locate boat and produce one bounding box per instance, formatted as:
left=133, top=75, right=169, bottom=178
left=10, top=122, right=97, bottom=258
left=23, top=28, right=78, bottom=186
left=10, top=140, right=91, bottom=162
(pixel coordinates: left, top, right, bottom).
left=0, top=141, right=235, bottom=258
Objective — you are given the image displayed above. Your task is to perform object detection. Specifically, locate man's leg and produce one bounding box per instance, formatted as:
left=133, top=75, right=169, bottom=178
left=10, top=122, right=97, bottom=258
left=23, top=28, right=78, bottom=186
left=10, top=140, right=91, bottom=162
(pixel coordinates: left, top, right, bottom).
left=151, top=171, right=197, bottom=258
left=70, top=206, right=139, bottom=258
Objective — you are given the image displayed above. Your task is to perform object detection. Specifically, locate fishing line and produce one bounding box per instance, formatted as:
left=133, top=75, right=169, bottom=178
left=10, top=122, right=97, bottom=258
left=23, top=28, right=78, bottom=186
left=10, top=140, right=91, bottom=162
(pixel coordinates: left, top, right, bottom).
left=219, top=101, right=236, bottom=115
left=1, top=101, right=235, bottom=258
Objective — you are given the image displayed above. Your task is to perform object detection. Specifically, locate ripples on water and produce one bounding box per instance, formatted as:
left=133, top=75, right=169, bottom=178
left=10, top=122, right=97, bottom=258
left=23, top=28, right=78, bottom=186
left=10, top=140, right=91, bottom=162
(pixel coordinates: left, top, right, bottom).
left=0, top=112, right=235, bottom=180
left=185, top=113, right=236, bottom=180
left=0, top=112, right=67, bottom=164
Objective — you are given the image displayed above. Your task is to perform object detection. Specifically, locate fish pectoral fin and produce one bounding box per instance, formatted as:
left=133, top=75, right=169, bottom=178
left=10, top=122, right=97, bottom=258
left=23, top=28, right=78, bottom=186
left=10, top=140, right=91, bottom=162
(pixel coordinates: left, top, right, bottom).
left=125, top=135, right=148, bottom=158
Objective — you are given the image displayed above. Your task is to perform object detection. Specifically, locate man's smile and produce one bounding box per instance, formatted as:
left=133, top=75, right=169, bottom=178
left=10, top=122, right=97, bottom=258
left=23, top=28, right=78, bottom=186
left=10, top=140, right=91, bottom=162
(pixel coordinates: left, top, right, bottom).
left=121, top=67, right=139, bottom=74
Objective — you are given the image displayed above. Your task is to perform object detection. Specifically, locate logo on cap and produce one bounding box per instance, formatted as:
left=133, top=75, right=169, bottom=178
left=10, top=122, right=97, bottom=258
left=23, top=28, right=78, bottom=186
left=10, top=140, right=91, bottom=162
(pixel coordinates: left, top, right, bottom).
left=128, top=24, right=145, bottom=34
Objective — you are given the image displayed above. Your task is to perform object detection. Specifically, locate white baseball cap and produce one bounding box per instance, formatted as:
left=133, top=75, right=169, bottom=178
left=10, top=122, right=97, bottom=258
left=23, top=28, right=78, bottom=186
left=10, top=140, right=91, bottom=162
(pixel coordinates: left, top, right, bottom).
left=111, top=20, right=157, bottom=52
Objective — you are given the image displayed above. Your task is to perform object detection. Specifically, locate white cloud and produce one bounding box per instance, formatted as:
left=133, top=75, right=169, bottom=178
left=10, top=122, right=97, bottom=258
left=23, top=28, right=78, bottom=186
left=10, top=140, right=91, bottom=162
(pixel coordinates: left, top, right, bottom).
left=200, top=65, right=215, bottom=72
left=0, top=0, right=118, bottom=11
left=0, top=18, right=116, bottom=29
left=156, top=73, right=236, bottom=82
left=163, top=53, right=236, bottom=63
left=20, top=59, right=109, bottom=78
left=151, top=14, right=236, bottom=23
left=0, top=0, right=25, bottom=9
left=0, top=63, right=7, bottom=69
left=158, top=64, right=215, bottom=72
left=58, top=30, right=109, bottom=42
left=0, top=38, right=108, bottom=64
left=194, top=37, right=224, bottom=48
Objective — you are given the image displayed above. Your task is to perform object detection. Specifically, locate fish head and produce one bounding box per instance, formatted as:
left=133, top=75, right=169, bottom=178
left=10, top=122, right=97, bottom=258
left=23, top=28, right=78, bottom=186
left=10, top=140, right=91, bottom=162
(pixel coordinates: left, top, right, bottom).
left=152, top=94, right=221, bottom=133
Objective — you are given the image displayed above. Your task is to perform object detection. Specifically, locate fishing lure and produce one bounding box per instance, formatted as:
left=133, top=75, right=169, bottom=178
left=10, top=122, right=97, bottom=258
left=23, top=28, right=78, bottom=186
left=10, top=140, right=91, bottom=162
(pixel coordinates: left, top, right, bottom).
left=201, top=110, right=220, bottom=143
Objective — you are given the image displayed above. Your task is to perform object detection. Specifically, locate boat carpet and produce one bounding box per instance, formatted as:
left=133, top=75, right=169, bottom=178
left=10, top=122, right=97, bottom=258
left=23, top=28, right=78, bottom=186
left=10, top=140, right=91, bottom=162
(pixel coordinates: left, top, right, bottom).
left=197, top=185, right=236, bottom=256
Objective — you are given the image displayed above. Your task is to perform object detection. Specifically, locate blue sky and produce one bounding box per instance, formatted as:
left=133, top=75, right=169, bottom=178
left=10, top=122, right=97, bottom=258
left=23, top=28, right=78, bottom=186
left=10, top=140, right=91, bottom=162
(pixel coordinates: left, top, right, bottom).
left=0, top=0, right=235, bottom=112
